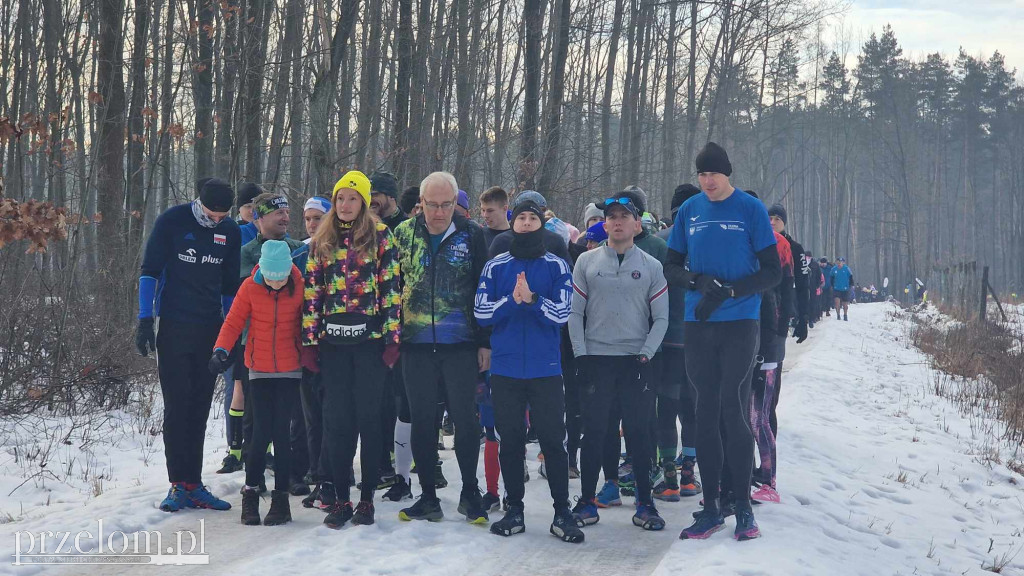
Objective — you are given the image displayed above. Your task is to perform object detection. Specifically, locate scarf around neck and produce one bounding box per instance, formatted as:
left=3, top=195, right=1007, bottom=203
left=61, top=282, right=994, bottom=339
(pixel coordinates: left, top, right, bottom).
left=192, top=199, right=220, bottom=229
left=510, top=228, right=546, bottom=259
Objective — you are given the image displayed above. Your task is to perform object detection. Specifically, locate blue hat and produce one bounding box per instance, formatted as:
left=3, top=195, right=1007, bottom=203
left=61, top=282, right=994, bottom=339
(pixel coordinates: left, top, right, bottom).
left=585, top=221, right=608, bottom=243
left=259, top=240, right=294, bottom=281
left=303, top=196, right=332, bottom=214
left=457, top=190, right=470, bottom=211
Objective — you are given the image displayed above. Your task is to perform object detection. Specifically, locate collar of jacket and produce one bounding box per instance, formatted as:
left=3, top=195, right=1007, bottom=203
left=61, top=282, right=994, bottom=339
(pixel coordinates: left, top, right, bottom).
left=414, top=212, right=471, bottom=241
left=599, top=243, right=638, bottom=262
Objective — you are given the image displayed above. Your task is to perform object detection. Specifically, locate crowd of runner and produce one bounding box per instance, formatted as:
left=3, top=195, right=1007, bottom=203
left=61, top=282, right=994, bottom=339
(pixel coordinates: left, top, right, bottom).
left=136, top=142, right=861, bottom=543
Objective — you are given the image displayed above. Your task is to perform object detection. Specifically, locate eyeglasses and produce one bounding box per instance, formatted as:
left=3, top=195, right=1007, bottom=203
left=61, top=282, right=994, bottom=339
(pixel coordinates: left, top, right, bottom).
left=423, top=201, right=455, bottom=212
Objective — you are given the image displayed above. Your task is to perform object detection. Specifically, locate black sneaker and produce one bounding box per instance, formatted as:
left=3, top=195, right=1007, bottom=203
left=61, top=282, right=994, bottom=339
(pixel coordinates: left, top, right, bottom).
left=568, top=463, right=581, bottom=479
left=352, top=501, right=375, bottom=526
left=457, top=488, right=489, bottom=524
left=319, top=482, right=338, bottom=510
left=302, top=471, right=317, bottom=485
left=217, top=453, right=243, bottom=474
left=490, top=504, right=525, bottom=536
left=323, top=501, right=354, bottom=529
left=481, top=491, right=501, bottom=512
left=435, top=461, right=448, bottom=489
left=376, top=471, right=397, bottom=491
left=240, top=487, right=261, bottom=525
left=289, top=479, right=311, bottom=496
left=302, top=484, right=323, bottom=508
left=550, top=507, right=585, bottom=543
left=381, top=475, right=413, bottom=502
left=441, top=415, right=455, bottom=436
left=399, top=496, right=444, bottom=522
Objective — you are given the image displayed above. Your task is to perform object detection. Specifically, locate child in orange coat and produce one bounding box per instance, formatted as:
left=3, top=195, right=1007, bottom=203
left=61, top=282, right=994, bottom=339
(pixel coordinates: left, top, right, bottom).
left=210, top=239, right=303, bottom=526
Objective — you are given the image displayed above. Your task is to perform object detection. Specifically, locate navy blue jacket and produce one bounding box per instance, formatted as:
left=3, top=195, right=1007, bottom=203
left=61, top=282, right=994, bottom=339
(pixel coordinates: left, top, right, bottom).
left=474, top=252, right=572, bottom=379
left=140, top=204, right=241, bottom=324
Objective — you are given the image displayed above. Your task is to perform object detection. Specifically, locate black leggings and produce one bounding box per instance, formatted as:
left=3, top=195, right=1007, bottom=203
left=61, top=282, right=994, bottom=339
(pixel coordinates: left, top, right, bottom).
left=684, top=320, right=759, bottom=505
left=156, top=319, right=220, bottom=484
left=246, top=378, right=300, bottom=492
left=299, top=369, right=331, bottom=481
left=491, top=375, right=569, bottom=510
left=402, top=347, right=480, bottom=499
left=580, top=356, right=657, bottom=504
left=561, top=330, right=581, bottom=465
left=320, top=340, right=389, bottom=503
left=657, top=346, right=697, bottom=460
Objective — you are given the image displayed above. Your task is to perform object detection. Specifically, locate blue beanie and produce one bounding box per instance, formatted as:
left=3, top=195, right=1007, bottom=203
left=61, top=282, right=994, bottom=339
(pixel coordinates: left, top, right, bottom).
left=259, top=240, right=294, bottom=281
left=584, top=221, right=608, bottom=243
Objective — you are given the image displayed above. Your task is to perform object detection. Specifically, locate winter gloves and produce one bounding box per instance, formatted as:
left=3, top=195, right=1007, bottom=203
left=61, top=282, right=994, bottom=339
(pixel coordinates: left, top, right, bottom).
left=695, top=292, right=727, bottom=322
left=208, top=349, right=230, bottom=375
left=136, top=317, right=156, bottom=356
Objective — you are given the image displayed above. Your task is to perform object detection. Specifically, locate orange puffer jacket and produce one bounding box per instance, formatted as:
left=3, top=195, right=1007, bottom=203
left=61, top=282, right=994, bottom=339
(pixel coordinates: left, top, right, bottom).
left=214, top=264, right=304, bottom=374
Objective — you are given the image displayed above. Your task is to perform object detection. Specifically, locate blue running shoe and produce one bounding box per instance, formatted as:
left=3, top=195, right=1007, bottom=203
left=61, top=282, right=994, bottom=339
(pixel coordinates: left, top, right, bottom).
left=632, top=502, right=666, bottom=531
left=733, top=502, right=761, bottom=541
left=187, top=484, right=232, bottom=510
left=571, top=497, right=600, bottom=527
left=160, top=483, right=190, bottom=512
left=596, top=481, right=621, bottom=508
left=680, top=506, right=725, bottom=540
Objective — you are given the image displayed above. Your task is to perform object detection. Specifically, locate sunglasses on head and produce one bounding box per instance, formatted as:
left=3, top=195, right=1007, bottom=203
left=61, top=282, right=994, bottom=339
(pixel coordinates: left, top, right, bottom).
left=603, top=197, right=634, bottom=208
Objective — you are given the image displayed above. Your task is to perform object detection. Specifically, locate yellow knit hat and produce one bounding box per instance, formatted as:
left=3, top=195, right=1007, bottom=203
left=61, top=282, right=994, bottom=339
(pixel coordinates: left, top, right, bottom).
left=332, top=171, right=372, bottom=207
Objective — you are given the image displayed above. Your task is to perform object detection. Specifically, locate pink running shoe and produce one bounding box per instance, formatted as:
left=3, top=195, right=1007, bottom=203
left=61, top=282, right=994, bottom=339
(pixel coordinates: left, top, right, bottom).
left=751, top=485, right=780, bottom=503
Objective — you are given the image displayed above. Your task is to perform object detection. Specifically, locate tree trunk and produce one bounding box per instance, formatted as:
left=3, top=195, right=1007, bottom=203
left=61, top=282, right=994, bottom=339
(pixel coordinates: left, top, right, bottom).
left=518, top=0, right=545, bottom=189
left=126, top=0, right=149, bottom=253
left=95, top=0, right=128, bottom=323
left=537, top=0, right=570, bottom=194
left=392, top=0, right=413, bottom=182
left=600, top=0, right=625, bottom=191
left=309, top=0, right=361, bottom=193
left=266, top=0, right=303, bottom=185
left=193, top=0, right=215, bottom=177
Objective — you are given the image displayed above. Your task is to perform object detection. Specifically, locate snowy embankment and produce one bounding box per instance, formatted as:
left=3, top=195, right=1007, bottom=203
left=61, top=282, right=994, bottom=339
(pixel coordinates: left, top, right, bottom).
left=2, top=302, right=1022, bottom=575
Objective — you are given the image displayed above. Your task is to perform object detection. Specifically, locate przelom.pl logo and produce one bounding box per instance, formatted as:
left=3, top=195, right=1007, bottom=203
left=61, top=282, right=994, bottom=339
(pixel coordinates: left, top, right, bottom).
left=12, top=519, right=208, bottom=565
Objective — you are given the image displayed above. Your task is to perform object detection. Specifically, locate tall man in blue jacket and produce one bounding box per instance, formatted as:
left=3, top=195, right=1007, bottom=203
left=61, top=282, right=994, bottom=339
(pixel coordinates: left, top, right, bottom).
left=136, top=178, right=241, bottom=513
left=474, top=200, right=585, bottom=544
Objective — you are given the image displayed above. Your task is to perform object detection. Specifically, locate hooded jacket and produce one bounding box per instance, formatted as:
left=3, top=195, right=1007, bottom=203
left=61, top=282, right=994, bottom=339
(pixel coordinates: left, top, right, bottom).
left=214, top=264, right=304, bottom=377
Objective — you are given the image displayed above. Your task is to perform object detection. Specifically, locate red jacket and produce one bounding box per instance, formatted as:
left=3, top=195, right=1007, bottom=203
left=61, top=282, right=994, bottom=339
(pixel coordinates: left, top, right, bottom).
left=214, top=265, right=304, bottom=374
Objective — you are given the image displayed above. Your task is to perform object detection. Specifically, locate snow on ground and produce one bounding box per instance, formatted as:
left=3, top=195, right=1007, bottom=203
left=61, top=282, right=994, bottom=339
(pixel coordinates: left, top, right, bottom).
left=2, top=302, right=1023, bottom=575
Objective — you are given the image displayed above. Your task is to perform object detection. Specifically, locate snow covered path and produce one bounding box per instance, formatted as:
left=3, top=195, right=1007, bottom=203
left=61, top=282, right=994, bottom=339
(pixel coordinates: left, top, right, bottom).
left=3, top=303, right=1023, bottom=575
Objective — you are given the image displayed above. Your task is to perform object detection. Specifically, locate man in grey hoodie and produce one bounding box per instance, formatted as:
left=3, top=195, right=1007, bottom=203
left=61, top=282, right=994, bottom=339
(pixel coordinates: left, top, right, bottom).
left=568, top=197, right=669, bottom=531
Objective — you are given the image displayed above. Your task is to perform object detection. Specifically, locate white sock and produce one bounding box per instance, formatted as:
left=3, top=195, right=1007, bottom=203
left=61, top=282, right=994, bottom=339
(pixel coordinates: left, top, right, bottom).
left=395, top=421, right=413, bottom=482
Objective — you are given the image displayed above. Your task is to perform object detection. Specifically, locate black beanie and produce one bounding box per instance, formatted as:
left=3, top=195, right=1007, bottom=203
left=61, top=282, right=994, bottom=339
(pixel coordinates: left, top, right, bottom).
left=671, top=184, right=702, bottom=211
left=768, top=203, right=787, bottom=225
left=511, top=200, right=546, bottom=224
left=199, top=178, right=234, bottom=212
left=236, top=182, right=262, bottom=208
left=695, top=142, right=732, bottom=176
left=370, top=171, right=399, bottom=198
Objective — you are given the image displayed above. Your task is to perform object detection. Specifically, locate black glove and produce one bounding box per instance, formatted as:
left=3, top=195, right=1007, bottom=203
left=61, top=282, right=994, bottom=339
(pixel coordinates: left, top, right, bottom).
left=793, top=317, right=809, bottom=343
left=208, top=349, right=230, bottom=375
left=691, top=274, right=731, bottom=299
left=136, top=317, right=156, bottom=356
left=695, top=292, right=727, bottom=321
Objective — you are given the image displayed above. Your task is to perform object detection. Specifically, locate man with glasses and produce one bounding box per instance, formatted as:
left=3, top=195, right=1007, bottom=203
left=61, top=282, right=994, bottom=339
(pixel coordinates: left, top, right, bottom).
left=393, top=171, right=491, bottom=524
left=569, top=196, right=669, bottom=532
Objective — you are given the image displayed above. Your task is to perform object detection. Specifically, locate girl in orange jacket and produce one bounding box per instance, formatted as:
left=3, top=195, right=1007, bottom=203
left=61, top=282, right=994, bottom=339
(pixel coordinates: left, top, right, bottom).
left=210, top=239, right=303, bottom=527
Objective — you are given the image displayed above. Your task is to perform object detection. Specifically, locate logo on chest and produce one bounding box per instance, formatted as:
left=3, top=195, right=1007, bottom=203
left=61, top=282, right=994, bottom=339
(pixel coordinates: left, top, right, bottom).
left=631, top=270, right=642, bottom=280
left=448, top=242, right=470, bottom=260
left=178, top=248, right=197, bottom=263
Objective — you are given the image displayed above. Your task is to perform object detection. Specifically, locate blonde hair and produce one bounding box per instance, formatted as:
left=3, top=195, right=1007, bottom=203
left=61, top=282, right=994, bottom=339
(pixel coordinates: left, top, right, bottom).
left=311, top=197, right=379, bottom=262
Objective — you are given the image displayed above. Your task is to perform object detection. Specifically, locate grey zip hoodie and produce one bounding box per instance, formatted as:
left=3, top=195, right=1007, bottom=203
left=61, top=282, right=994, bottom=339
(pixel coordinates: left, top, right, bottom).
left=569, top=245, right=669, bottom=359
